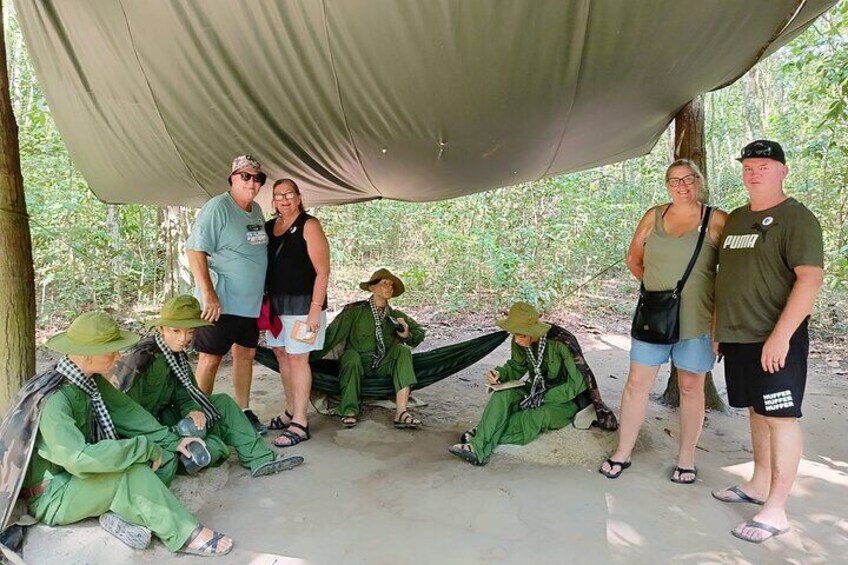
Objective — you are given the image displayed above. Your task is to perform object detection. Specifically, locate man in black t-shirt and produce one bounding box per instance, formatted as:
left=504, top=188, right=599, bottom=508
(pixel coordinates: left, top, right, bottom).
left=713, top=140, right=824, bottom=543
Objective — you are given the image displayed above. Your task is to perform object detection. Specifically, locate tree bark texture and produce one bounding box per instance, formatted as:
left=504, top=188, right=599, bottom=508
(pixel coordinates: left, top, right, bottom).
left=665, top=96, right=727, bottom=413
left=0, top=0, right=36, bottom=412
left=161, top=205, right=194, bottom=296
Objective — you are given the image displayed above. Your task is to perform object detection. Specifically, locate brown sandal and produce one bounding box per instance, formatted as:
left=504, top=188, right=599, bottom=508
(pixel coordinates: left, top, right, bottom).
left=393, top=410, right=421, bottom=429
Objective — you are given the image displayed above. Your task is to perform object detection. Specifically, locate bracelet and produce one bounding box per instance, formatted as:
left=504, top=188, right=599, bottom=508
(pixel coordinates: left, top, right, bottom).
left=311, top=301, right=323, bottom=307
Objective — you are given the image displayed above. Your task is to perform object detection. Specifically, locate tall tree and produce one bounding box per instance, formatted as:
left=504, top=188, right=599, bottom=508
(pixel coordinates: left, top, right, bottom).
left=659, top=96, right=727, bottom=412
left=0, top=0, right=35, bottom=412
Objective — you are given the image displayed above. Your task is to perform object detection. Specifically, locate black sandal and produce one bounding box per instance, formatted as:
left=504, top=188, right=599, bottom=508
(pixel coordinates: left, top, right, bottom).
left=459, top=427, right=477, bottom=444
left=599, top=458, right=631, bottom=479
left=272, top=421, right=310, bottom=448
left=448, top=443, right=484, bottom=466
left=341, top=415, right=358, bottom=428
left=670, top=466, right=698, bottom=484
left=268, top=410, right=294, bottom=431
left=179, top=525, right=233, bottom=556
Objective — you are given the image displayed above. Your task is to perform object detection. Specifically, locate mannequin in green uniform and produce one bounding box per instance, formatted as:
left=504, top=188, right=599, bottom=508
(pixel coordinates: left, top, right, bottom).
left=313, top=268, right=425, bottom=428
left=116, top=295, right=303, bottom=477
left=449, top=303, right=588, bottom=466
left=23, top=311, right=232, bottom=556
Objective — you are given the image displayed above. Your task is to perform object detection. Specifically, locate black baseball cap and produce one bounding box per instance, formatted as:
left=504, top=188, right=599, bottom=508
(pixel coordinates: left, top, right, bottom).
left=737, top=140, right=785, bottom=164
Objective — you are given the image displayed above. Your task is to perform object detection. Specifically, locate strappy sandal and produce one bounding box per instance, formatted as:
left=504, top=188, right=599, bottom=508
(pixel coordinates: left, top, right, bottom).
left=599, top=458, right=631, bottom=479
left=459, top=427, right=477, bottom=444
left=448, top=443, right=484, bottom=466
left=272, top=422, right=310, bottom=447
left=180, top=525, right=233, bottom=557
left=670, top=466, right=698, bottom=484
left=268, top=410, right=294, bottom=431
left=341, top=415, right=358, bottom=428
left=393, top=410, right=421, bottom=429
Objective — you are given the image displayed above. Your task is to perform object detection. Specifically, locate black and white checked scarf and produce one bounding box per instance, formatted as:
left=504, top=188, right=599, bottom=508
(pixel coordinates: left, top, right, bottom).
left=56, top=356, right=119, bottom=441
left=154, top=332, right=221, bottom=424
left=368, top=295, right=392, bottom=368
left=519, top=336, right=547, bottom=411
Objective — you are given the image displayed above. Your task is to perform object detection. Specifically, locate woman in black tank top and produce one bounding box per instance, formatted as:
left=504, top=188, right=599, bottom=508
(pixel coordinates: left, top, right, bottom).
left=264, top=179, right=330, bottom=446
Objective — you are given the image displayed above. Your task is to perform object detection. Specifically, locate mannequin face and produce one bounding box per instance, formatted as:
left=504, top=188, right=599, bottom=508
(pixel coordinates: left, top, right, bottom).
left=369, top=279, right=395, bottom=301
left=514, top=334, right=534, bottom=347
left=68, top=352, right=120, bottom=375
left=158, top=326, right=195, bottom=352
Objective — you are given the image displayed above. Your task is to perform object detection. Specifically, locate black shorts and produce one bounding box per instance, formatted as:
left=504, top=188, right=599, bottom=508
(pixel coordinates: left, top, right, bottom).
left=721, top=321, right=808, bottom=418
left=193, top=314, right=259, bottom=356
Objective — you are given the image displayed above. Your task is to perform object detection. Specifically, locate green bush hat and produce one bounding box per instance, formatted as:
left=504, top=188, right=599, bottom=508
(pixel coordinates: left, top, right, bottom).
left=495, top=302, right=551, bottom=338
left=146, top=295, right=212, bottom=330
left=46, top=311, right=140, bottom=355
left=359, top=268, right=406, bottom=297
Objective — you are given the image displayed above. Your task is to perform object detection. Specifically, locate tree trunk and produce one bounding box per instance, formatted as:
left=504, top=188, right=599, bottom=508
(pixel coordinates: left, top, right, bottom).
left=662, top=96, right=727, bottom=413
left=161, top=205, right=193, bottom=296
left=0, top=0, right=36, bottom=412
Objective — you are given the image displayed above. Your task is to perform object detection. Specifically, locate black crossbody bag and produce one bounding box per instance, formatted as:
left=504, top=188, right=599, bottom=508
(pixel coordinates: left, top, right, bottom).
left=631, top=206, right=712, bottom=345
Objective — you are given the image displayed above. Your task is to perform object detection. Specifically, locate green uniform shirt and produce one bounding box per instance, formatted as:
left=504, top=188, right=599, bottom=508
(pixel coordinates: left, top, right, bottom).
left=316, top=302, right=425, bottom=357
left=496, top=338, right=585, bottom=392
left=122, top=353, right=202, bottom=421
left=24, top=376, right=178, bottom=487
left=715, top=197, right=823, bottom=343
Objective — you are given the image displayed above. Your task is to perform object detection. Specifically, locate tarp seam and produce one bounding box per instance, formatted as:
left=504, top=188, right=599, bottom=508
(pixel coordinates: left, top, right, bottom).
left=541, top=1, right=591, bottom=180
left=115, top=0, right=212, bottom=199
left=319, top=0, right=381, bottom=196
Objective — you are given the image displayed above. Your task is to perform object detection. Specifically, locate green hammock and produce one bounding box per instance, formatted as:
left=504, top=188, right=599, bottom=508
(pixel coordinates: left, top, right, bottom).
left=255, top=331, right=508, bottom=397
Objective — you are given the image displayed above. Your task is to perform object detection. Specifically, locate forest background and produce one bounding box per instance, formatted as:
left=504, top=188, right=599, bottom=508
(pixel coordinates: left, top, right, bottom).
left=4, top=2, right=847, bottom=342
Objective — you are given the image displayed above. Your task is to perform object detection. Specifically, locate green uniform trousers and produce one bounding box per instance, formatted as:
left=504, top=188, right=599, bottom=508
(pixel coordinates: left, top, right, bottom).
left=469, top=384, right=581, bottom=464
left=30, top=464, right=199, bottom=552
left=160, top=394, right=275, bottom=474
left=204, top=393, right=275, bottom=473
left=337, top=344, right=417, bottom=416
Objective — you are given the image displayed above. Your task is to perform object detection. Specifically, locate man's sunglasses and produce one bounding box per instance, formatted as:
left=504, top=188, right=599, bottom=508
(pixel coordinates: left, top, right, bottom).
left=234, top=171, right=267, bottom=185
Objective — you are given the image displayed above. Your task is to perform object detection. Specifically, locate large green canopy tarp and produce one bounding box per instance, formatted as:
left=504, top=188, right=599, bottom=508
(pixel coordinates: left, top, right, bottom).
left=14, top=0, right=836, bottom=208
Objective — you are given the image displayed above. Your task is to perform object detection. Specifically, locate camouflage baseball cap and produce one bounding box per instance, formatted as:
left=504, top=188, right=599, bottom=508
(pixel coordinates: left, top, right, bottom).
left=231, top=154, right=262, bottom=174
left=46, top=311, right=140, bottom=355
left=145, top=295, right=212, bottom=329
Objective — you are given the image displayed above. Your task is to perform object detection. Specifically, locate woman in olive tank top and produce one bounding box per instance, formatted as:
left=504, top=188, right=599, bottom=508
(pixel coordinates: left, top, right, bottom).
left=600, top=160, right=727, bottom=483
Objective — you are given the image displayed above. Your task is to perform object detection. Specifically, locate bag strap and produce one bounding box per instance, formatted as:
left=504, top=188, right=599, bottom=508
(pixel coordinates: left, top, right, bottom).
left=675, top=205, right=712, bottom=293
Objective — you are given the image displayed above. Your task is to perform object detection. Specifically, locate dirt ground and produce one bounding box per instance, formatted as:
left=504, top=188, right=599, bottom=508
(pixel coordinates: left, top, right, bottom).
left=21, top=308, right=848, bottom=564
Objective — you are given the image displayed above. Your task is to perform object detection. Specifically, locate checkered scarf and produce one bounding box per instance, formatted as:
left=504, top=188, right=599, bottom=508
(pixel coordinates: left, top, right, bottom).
left=368, top=295, right=392, bottom=368
left=154, top=332, right=221, bottom=424
left=56, top=356, right=119, bottom=441
left=519, top=336, right=547, bottom=411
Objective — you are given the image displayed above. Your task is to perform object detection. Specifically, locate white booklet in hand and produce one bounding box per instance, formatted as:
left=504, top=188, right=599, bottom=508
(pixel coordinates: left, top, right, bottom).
left=486, top=380, right=527, bottom=393
left=291, top=320, right=317, bottom=345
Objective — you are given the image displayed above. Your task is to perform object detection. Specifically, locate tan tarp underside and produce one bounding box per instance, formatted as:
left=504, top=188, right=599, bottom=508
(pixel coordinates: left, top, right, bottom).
left=14, top=0, right=836, bottom=208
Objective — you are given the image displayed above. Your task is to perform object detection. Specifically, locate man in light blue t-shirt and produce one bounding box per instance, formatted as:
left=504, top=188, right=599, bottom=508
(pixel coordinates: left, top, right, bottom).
left=185, top=154, right=269, bottom=434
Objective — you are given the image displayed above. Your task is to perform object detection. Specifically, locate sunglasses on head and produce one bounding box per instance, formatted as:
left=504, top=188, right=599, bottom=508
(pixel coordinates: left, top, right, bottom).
left=234, top=171, right=267, bottom=185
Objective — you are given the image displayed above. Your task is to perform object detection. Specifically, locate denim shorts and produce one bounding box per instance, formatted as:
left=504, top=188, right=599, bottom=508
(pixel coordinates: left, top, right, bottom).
left=630, top=334, right=715, bottom=374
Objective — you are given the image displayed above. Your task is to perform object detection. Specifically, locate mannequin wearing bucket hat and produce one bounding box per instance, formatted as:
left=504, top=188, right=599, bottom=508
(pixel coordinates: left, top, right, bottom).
left=10, top=311, right=233, bottom=556
left=115, top=296, right=304, bottom=478
left=448, top=303, right=591, bottom=466
left=309, top=268, right=425, bottom=430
